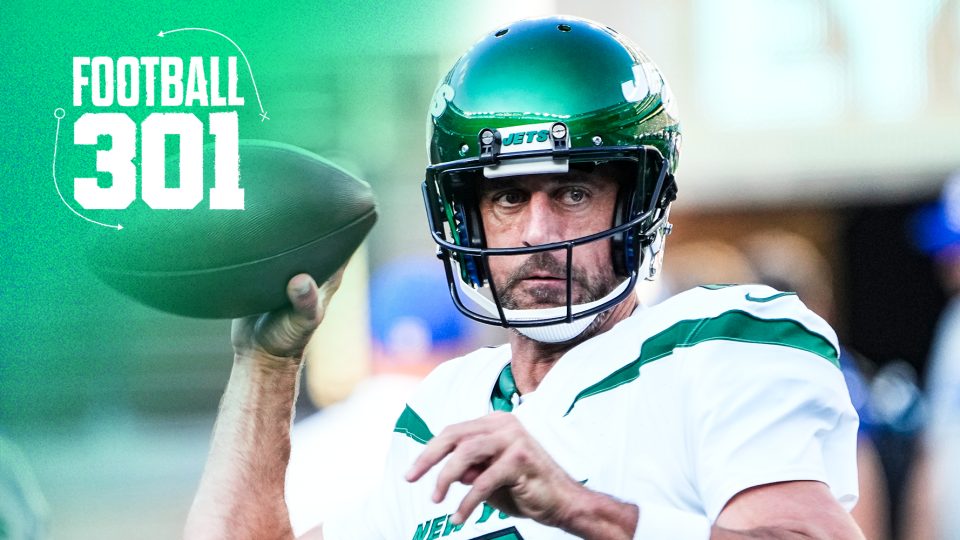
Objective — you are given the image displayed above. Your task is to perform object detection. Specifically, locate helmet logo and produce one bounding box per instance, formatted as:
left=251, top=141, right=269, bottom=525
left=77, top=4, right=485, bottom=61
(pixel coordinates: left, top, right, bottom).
left=492, top=123, right=562, bottom=156
left=429, top=84, right=455, bottom=118
left=483, top=122, right=569, bottom=178
left=502, top=130, right=549, bottom=146
left=621, top=63, right=663, bottom=103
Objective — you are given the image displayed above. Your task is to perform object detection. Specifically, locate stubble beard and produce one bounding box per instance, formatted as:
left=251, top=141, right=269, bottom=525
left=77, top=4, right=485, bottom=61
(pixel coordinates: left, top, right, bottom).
left=495, top=251, right=619, bottom=311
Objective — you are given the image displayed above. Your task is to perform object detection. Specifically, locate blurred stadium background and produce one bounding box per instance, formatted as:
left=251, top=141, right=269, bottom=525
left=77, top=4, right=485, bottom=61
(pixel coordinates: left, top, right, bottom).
left=1, top=0, right=958, bottom=538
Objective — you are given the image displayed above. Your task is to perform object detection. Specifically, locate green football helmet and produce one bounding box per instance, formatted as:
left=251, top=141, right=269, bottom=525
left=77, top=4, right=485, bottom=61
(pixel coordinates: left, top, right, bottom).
left=421, top=16, right=680, bottom=339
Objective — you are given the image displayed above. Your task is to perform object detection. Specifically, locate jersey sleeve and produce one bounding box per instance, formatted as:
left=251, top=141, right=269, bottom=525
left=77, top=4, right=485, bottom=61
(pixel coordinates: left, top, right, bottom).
left=679, top=289, right=860, bottom=521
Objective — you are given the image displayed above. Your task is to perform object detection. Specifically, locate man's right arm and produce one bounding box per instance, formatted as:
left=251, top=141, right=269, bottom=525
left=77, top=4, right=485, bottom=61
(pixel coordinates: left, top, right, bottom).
left=183, top=272, right=341, bottom=540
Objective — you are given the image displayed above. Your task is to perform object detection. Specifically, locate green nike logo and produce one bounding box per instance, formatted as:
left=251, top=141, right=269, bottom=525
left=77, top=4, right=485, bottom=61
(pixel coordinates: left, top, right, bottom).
left=745, top=292, right=796, bottom=303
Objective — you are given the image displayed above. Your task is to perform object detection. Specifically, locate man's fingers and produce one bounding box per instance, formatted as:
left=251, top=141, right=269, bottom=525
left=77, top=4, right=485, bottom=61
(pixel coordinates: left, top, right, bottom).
left=451, top=460, right=513, bottom=525
left=287, top=274, right=319, bottom=321
left=317, top=266, right=346, bottom=306
left=461, top=464, right=484, bottom=485
left=407, top=413, right=508, bottom=482
left=432, top=439, right=497, bottom=503
left=407, top=435, right=460, bottom=483
left=246, top=274, right=320, bottom=358
left=234, top=267, right=348, bottom=359
left=407, top=421, right=475, bottom=482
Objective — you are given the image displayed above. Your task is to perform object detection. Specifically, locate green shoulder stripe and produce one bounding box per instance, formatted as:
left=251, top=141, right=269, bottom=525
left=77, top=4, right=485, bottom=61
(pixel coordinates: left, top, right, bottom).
left=745, top=291, right=797, bottom=303
left=394, top=404, right=434, bottom=444
left=564, top=310, right=839, bottom=416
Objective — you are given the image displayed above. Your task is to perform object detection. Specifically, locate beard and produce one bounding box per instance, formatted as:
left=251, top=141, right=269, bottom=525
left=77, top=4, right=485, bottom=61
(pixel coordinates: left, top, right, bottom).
left=494, top=250, right=618, bottom=311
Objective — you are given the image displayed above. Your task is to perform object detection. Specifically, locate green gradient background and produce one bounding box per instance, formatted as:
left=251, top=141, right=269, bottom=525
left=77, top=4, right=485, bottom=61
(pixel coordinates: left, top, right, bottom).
left=0, top=0, right=486, bottom=429
left=1, top=3, right=498, bottom=534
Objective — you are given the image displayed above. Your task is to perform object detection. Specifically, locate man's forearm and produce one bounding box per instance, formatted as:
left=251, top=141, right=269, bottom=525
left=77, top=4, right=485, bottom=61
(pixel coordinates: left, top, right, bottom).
left=184, top=353, right=302, bottom=540
left=558, top=488, right=639, bottom=540
left=558, top=487, right=862, bottom=540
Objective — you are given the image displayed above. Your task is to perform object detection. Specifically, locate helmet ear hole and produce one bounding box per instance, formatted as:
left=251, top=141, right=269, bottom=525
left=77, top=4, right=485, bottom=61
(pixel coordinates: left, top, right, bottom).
left=611, top=184, right=635, bottom=278
left=464, top=195, right=488, bottom=285
left=451, top=203, right=483, bottom=286
left=606, top=160, right=641, bottom=278
left=446, top=171, right=488, bottom=287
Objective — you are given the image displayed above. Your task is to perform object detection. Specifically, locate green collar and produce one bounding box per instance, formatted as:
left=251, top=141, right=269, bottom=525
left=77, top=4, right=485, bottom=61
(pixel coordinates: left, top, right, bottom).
left=490, top=363, right=518, bottom=412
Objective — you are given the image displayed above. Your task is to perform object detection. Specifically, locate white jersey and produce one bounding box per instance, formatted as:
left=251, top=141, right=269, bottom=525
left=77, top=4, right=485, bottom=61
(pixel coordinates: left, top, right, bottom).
left=323, top=285, right=859, bottom=540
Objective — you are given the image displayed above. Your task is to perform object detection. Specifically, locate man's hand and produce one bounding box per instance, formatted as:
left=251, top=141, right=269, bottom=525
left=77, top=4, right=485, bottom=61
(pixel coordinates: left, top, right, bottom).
left=405, top=411, right=606, bottom=530
left=231, top=270, right=345, bottom=361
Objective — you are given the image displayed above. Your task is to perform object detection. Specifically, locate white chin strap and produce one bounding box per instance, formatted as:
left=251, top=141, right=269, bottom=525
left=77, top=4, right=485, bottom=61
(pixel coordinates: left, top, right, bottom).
left=457, top=277, right=632, bottom=343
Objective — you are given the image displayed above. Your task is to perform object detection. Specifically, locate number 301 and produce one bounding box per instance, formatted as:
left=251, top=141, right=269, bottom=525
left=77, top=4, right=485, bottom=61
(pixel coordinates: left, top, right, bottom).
left=73, top=111, right=242, bottom=210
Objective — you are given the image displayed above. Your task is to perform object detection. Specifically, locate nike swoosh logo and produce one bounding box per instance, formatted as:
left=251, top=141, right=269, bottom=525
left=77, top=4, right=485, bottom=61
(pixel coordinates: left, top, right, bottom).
left=745, top=292, right=796, bottom=303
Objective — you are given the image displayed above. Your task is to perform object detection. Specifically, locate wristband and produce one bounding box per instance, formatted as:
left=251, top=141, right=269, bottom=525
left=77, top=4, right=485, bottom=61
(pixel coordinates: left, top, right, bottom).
left=633, top=503, right=711, bottom=540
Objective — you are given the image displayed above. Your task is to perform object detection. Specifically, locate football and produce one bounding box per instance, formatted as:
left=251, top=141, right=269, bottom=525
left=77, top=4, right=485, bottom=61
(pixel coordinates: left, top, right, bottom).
left=85, top=140, right=378, bottom=319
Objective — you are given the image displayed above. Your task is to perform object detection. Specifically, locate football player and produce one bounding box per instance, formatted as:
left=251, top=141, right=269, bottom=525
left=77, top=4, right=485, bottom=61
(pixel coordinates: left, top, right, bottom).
left=184, top=16, right=864, bottom=540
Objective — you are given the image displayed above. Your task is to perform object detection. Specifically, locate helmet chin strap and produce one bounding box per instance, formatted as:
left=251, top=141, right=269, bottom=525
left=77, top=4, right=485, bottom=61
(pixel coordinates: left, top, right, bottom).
left=456, top=276, right=633, bottom=343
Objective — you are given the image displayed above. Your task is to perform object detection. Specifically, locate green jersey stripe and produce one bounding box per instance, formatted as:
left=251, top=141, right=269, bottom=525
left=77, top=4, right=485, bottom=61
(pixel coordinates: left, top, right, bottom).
left=564, top=310, right=839, bottom=416
left=394, top=404, right=434, bottom=444
left=745, top=292, right=797, bottom=303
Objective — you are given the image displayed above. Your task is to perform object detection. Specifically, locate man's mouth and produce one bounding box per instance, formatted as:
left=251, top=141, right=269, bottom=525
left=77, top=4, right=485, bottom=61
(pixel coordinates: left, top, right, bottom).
left=522, top=274, right=565, bottom=282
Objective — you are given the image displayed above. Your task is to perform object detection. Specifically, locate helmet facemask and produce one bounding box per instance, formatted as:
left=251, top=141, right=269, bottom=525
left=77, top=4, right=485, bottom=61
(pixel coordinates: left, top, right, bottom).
left=422, top=141, right=676, bottom=342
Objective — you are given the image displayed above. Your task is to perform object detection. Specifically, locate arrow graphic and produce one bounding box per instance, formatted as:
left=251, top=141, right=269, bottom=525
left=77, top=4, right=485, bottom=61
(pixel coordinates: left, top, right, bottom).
left=158, top=27, right=269, bottom=121
left=51, top=108, right=122, bottom=230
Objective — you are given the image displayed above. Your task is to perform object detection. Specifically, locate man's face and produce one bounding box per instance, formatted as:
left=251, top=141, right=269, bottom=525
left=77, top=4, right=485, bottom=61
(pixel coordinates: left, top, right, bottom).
left=477, top=163, right=625, bottom=311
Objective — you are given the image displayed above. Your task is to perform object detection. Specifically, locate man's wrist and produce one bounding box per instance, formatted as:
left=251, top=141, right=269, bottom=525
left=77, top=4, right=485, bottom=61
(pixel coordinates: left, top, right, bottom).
left=559, top=486, right=639, bottom=540
left=558, top=489, right=713, bottom=540
left=229, top=351, right=304, bottom=406
left=233, top=349, right=304, bottom=376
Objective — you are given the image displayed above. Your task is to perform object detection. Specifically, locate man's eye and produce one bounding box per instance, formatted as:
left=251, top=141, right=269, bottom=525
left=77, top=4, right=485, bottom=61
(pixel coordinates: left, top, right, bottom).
left=495, top=191, right=525, bottom=206
left=562, top=188, right=587, bottom=204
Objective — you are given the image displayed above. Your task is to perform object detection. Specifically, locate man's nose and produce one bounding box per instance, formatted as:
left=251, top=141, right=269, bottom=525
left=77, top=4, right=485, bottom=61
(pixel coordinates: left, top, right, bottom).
left=520, top=192, right=563, bottom=247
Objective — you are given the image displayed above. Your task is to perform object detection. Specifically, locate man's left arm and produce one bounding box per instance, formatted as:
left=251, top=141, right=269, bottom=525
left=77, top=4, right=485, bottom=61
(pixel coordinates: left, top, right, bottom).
left=406, top=412, right=864, bottom=540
